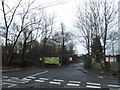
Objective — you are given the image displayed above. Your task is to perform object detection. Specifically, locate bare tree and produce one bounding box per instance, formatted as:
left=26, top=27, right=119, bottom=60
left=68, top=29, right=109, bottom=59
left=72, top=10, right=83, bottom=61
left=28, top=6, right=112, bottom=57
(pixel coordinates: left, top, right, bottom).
left=1, top=0, right=22, bottom=65
left=40, top=13, right=55, bottom=56
left=3, top=0, right=43, bottom=65
left=75, top=0, right=118, bottom=70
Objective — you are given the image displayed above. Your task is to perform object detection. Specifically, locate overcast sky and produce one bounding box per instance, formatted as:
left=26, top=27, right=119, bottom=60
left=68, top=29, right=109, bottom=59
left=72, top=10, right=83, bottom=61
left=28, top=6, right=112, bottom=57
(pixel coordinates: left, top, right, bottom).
left=43, top=0, right=86, bottom=54
left=0, top=0, right=119, bottom=54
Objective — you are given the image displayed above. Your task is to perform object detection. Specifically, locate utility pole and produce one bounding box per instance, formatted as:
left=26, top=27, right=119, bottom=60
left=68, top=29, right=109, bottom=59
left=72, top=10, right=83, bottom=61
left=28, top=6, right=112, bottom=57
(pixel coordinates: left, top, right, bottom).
left=61, top=23, right=65, bottom=52
left=118, top=1, right=120, bottom=55
left=118, top=1, right=120, bottom=73
left=61, top=22, right=65, bottom=66
left=0, top=36, right=2, bottom=90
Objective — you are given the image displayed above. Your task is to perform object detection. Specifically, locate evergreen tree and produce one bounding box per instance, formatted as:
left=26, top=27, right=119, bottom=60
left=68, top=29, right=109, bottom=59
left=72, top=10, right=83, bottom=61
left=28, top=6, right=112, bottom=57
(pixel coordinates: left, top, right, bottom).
left=91, top=36, right=103, bottom=63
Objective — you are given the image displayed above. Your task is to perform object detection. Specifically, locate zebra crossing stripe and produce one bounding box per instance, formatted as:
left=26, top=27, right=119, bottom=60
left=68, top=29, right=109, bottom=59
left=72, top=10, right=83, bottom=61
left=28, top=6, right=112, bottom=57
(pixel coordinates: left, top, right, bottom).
left=49, top=81, right=61, bottom=85
left=11, top=77, right=19, bottom=79
left=27, top=76, right=36, bottom=79
left=86, top=85, right=101, bottom=88
left=53, top=79, right=64, bottom=82
left=69, top=81, right=81, bottom=84
left=39, top=78, right=49, bottom=80
left=35, top=80, right=45, bottom=82
left=3, top=82, right=17, bottom=88
left=8, top=84, right=17, bottom=88
left=108, top=84, right=120, bottom=87
left=22, top=78, right=31, bottom=81
left=87, top=82, right=100, bottom=86
left=3, top=76, right=9, bottom=78
left=67, top=83, right=80, bottom=86
left=2, top=79, right=25, bottom=84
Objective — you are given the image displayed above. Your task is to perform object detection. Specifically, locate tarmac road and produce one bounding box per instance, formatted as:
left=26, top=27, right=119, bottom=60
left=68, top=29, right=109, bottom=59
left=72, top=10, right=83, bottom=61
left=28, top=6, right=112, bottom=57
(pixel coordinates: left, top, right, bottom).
left=1, top=63, right=120, bottom=89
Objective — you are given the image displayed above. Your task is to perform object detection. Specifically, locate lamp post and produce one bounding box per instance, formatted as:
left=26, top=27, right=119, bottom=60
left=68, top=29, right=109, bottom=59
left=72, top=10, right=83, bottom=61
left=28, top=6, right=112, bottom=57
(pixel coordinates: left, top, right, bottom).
left=0, top=36, right=2, bottom=90
left=118, top=1, right=120, bottom=55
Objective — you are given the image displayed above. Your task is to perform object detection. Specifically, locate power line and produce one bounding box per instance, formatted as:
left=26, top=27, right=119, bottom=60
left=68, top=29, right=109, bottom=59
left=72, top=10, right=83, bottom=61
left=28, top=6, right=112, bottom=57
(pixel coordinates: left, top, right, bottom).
left=33, top=0, right=69, bottom=10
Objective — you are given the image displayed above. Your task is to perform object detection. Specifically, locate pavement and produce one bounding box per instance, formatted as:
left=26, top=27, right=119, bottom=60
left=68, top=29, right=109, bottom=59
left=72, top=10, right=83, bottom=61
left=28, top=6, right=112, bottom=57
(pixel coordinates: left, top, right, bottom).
left=1, top=69, right=21, bottom=73
left=1, top=63, right=120, bottom=89
left=81, top=68, right=119, bottom=80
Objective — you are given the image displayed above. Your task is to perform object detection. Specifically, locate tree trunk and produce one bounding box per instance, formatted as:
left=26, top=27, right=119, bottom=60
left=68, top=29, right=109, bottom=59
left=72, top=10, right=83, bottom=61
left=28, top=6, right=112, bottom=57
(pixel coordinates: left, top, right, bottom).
left=2, top=1, right=9, bottom=65
left=22, top=40, right=27, bottom=65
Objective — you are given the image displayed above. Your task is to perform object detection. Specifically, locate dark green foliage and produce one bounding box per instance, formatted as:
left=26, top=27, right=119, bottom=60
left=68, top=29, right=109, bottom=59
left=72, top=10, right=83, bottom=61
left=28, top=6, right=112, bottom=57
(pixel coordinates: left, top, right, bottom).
left=91, top=36, right=103, bottom=63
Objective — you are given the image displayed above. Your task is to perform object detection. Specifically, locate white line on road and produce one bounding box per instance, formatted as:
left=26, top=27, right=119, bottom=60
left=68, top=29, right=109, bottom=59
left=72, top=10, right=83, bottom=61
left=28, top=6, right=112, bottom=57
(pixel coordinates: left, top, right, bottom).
left=30, top=71, right=48, bottom=77
left=22, top=78, right=31, bottom=81
left=2, top=79, right=25, bottom=84
left=39, top=78, right=49, bottom=80
left=67, top=83, right=80, bottom=87
left=3, top=82, right=17, bottom=88
left=3, top=76, right=9, bottom=78
left=27, top=76, right=36, bottom=79
left=11, top=77, right=19, bottom=79
left=108, top=84, right=120, bottom=87
left=53, top=79, right=64, bottom=82
left=87, top=82, right=100, bottom=86
left=49, top=81, right=61, bottom=85
left=35, top=80, right=45, bottom=82
left=86, top=85, right=101, bottom=88
left=69, top=81, right=81, bottom=84
left=8, top=84, right=17, bottom=88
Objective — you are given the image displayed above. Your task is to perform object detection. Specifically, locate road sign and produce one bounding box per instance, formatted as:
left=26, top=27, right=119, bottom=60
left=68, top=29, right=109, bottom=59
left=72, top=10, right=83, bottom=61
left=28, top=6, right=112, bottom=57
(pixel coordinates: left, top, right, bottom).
left=69, top=57, right=72, bottom=61
left=44, top=57, right=60, bottom=64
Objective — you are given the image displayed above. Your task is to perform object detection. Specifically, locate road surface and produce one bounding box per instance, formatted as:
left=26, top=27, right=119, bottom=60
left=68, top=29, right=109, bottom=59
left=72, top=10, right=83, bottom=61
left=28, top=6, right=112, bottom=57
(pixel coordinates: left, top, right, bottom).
left=1, top=63, right=120, bottom=89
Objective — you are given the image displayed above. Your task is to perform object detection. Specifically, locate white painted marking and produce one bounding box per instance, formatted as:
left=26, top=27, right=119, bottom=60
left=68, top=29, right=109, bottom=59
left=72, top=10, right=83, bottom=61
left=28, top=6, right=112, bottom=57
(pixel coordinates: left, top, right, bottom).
left=3, top=82, right=12, bottom=85
left=21, top=79, right=30, bottom=83
left=3, top=76, right=9, bottom=78
left=53, top=79, right=64, bottom=82
left=69, top=81, right=81, bottom=84
left=30, top=71, right=48, bottom=77
left=108, top=84, right=120, bottom=87
left=67, top=83, right=80, bottom=86
left=11, top=77, right=19, bottom=79
left=87, top=85, right=101, bottom=88
left=2, top=79, right=25, bottom=84
left=8, top=84, right=17, bottom=88
left=22, top=78, right=31, bottom=81
left=87, top=82, right=100, bottom=86
left=49, top=81, right=61, bottom=85
left=39, top=78, right=49, bottom=80
left=35, top=80, right=45, bottom=82
left=27, top=76, right=36, bottom=79
left=3, top=82, right=17, bottom=88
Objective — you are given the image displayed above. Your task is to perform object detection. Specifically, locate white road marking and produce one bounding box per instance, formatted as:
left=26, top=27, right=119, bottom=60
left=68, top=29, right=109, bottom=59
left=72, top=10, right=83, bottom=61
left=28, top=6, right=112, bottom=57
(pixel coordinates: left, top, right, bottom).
left=8, top=84, right=17, bottom=88
left=108, top=84, right=120, bottom=87
left=3, top=76, right=9, bottom=78
left=2, top=79, right=25, bottom=84
left=86, top=85, right=101, bottom=88
left=49, top=81, right=61, bottom=85
left=11, top=77, right=19, bottom=79
left=39, top=78, right=49, bottom=80
left=30, top=71, right=48, bottom=77
left=53, top=79, right=64, bottom=82
left=69, top=81, right=81, bottom=84
left=35, top=80, right=45, bottom=82
left=87, top=82, right=100, bottom=86
left=67, top=83, right=80, bottom=87
left=22, top=78, right=31, bottom=81
left=3, top=82, right=17, bottom=88
left=27, top=76, right=36, bottom=79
